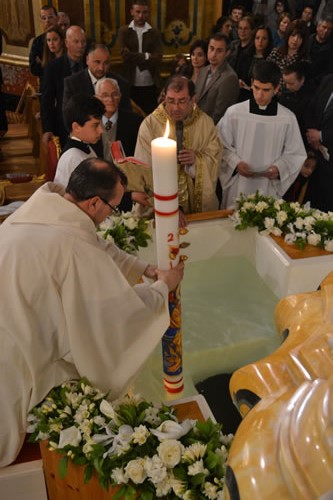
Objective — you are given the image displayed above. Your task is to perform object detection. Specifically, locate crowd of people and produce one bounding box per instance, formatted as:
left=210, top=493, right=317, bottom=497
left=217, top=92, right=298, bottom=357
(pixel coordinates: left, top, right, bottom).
left=0, top=0, right=332, bottom=467
left=24, top=0, right=332, bottom=214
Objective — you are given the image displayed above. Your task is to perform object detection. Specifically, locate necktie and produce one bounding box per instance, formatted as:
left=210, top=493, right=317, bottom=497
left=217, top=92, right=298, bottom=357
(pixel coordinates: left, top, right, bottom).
left=105, top=120, right=112, bottom=131
left=72, top=62, right=80, bottom=74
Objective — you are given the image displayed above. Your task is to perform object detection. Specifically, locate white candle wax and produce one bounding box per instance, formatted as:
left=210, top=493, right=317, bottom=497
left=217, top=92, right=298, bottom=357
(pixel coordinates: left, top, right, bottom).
left=151, top=137, right=178, bottom=195
left=151, top=135, right=179, bottom=271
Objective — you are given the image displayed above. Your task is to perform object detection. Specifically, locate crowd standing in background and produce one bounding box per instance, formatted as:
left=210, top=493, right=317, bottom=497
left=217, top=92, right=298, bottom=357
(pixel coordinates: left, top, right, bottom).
left=24, top=0, right=333, bottom=213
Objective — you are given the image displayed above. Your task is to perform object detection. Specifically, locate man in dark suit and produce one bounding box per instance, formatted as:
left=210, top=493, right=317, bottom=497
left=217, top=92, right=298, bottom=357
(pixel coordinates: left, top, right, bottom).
left=195, top=33, right=239, bottom=124
left=94, top=77, right=143, bottom=159
left=40, top=25, right=86, bottom=148
left=62, top=43, right=132, bottom=117
left=304, top=74, right=333, bottom=211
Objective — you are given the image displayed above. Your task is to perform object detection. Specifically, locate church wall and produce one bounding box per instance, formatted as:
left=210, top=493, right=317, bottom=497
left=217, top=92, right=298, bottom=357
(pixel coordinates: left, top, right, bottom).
left=0, top=0, right=222, bottom=96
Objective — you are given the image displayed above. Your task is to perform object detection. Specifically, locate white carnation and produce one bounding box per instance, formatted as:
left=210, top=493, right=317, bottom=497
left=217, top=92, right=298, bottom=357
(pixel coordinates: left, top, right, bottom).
left=187, top=458, right=209, bottom=476
left=111, top=466, right=128, bottom=485
left=157, top=439, right=183, bottom=468
left=145, top=454, right=167, bottom=484
left=182, top=442, right=207, bottom=462
left=204, top=481, right=219, bottom=499
left=155, top=474, right=173, bottom=497
left=132, top=424, right=150, bottom=445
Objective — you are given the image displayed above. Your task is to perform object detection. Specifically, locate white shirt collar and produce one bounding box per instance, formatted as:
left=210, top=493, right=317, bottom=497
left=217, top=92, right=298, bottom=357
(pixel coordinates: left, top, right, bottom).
left=88, top=69, right=106, bottom=89
left=103, top=111, right=118, bottom=126
left=129, top=20, right=152, bottom=32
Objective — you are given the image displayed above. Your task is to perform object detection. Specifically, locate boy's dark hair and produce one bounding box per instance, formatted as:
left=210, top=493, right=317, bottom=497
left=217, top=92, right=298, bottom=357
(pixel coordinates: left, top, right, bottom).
left=63, top=94, right=105, bottom=132
left=252, top=60, right=281, bottom=87
left=66, top=158, right=127, bottom=201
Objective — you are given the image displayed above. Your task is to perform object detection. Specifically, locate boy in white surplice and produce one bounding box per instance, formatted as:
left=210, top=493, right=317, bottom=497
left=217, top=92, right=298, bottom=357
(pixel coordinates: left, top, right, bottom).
left=217, top=60, right=306, bottom=209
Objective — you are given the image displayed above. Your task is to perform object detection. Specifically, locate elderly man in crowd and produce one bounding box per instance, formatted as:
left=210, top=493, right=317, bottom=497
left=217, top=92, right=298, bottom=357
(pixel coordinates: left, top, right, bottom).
left=94, top=77, right=143, bottom=159
left=62, top=43, right=131, bottom=116
left=0, top=157, right=184, bottom=467
left=134, top=75, right=222, bottom=221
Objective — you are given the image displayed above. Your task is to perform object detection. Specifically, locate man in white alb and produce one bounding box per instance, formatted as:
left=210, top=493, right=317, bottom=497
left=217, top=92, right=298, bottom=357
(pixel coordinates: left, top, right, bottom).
left=217, top=60, right=306, bottom=209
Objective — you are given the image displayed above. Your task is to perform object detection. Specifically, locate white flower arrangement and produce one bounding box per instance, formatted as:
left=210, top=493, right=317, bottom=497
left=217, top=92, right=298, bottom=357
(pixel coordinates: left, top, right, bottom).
left=28, top=378, right=233, bottom=499
left=232, top=192, right=333, bottom=251
left=97, top=211, right=152, bottom=254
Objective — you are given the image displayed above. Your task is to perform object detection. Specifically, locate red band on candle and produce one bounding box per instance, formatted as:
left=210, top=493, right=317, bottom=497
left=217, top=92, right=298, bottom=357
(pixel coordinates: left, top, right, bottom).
left=154, top=192, right=178, bottom=201
left=155, top=208, right=179, bottom=216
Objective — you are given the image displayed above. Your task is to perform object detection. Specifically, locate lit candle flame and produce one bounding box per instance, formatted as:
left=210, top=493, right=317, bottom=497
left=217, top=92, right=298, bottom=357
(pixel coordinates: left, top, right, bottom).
left=163, top=120, right=170, bottom=139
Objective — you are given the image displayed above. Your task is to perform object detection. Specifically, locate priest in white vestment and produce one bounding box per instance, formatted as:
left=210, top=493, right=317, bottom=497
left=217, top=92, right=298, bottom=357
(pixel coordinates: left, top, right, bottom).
left=217, top=60, right=306, bottom=209
left=0, top=158, right=184, bottom=467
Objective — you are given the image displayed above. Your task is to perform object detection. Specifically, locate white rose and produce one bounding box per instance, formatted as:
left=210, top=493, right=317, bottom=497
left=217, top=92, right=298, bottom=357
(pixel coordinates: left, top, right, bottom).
left=58, top=426, right=81, bottom=448
left=276, top=210, right=288, bottom=225
left=307, top=233, right=321, bottom=246
left=284, top=233, right=296, bottom=245
left=264, top=217, right=275, bottom=230
left=124, top=217, right=138, bottom=230
left=157, top=439, right=183, bottom=468
left=125, top=458, right=147, bottom=484
left=295, top=217, right=304, bottom=230
left=271, top=226, right=282, bottom=236
left=151, top=419, right=195, bottom=440
left=324, top=239, right=333, bottom=252
left=255, top=201, right=268, bottom=212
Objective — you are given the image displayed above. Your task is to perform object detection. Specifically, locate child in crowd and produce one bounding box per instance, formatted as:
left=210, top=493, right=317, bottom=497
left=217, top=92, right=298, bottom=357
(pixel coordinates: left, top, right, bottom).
left=54, top=94, right=149, bottom=212
left=283, top=149, right=319, bottom=203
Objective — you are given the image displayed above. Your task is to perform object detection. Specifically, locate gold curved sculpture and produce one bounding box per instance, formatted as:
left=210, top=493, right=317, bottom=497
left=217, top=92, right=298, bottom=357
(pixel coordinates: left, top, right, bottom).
left=226, top=272, right=333, bottom=499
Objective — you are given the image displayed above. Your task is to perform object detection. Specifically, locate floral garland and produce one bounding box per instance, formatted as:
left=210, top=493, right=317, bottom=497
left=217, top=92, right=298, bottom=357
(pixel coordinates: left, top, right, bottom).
left=232, top=192, right=333, bottom=251
left=28, top=379, right=233, bottom=499
left=97, top=211, right=152, bottom=254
